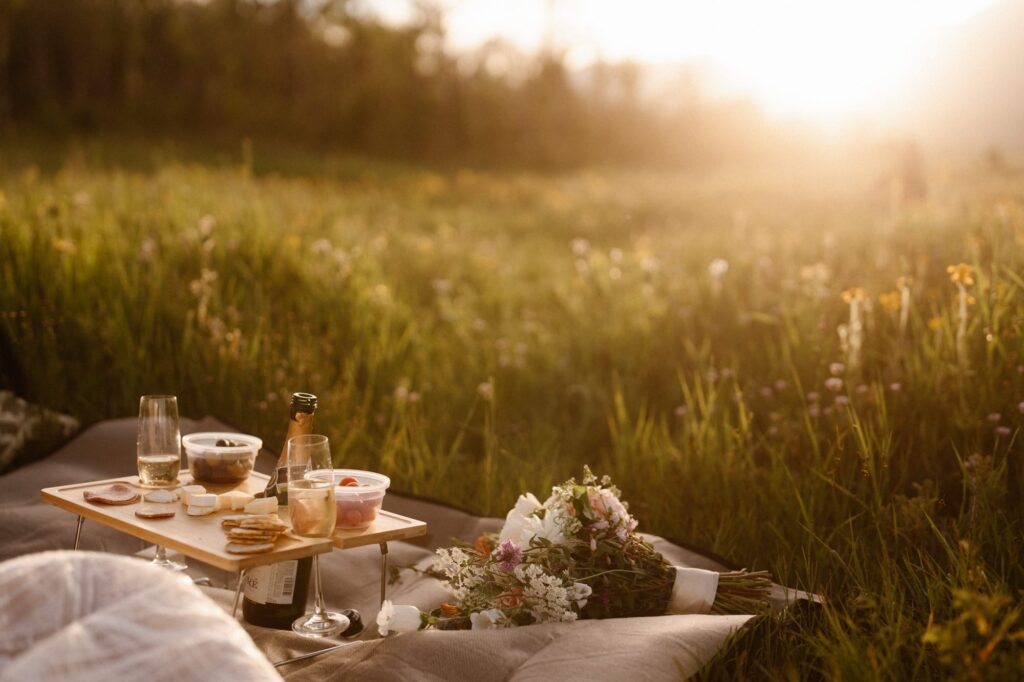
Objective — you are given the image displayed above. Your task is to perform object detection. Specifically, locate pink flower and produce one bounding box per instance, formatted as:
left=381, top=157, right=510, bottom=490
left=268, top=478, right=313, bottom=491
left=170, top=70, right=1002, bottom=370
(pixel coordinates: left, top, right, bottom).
left=889, top=383, right=902, bottom=392
left=987, top=413, right=1002, bottom=423
left=995, top=426, right=1012, bottom=437
left=825, top=377, right=843, bottom=392
left=495, top=539, right=523, bottom=573
left=829, top=362, right=845, bottom=376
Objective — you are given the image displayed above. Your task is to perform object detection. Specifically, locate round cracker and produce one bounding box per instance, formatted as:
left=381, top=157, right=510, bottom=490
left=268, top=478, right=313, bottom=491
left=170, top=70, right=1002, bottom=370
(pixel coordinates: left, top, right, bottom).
left=135, top=505, right=176, bottom=520
left=226, top=542, right=274, bottom=554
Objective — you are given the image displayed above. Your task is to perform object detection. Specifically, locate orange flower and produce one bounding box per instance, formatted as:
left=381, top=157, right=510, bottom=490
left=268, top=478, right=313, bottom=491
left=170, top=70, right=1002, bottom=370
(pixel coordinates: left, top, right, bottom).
left=473, top=534, right=493, bottom=556
left=499, top=588, right=524, bottom=608
left=841, top=287, right=866, bottom=303
left=439, top=602, right=461, bottom=617
left=946, top=263, right=975, bottom=286
left=878, top=291, right=901, bottom=313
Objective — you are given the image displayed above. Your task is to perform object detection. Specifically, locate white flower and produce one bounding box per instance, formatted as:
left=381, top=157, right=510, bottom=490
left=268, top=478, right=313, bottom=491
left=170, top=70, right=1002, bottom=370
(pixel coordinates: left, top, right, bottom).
left=570, top=582, right=592, bottom=609
left=477, top=381, right=494, bottom=402
left=499, top=493, right=541, bottom=546
left=377, top=600, right=422, bottom=636
left=470, top=609, right=508, bottom=630
left=708, top=258, right=729, bottom=279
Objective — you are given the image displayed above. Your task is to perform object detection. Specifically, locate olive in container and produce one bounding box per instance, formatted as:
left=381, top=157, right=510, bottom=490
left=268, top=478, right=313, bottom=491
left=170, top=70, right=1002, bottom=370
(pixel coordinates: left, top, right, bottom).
left=182, top=432, right=262, bottom=484
left=330, top=469, right=391, bottom=529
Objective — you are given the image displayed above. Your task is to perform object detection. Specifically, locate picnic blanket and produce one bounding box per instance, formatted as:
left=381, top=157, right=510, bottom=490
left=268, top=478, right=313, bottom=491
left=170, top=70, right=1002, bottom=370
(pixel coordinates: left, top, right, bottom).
left=0, top=417, right=798, bottom=680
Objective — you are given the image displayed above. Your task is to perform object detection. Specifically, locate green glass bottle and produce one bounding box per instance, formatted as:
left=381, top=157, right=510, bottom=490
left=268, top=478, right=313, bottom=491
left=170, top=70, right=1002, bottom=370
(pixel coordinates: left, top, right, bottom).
left=242, top=392, right=316, bottom=629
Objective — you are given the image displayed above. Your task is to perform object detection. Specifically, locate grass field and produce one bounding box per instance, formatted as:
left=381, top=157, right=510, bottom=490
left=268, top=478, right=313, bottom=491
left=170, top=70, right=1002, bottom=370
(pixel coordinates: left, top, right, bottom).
left=2, top=145, right=1023, bottom=678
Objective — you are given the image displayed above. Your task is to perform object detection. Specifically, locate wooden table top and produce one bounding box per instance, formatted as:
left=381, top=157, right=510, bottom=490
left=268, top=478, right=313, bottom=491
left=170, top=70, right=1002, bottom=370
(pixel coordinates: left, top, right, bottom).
left=41, top=470, right=426, bottom=571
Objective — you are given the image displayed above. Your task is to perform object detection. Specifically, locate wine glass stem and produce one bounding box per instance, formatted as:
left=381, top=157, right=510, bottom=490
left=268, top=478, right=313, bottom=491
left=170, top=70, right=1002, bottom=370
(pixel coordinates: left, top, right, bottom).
left=312, top=554, right=327, bottom=618
left=155, top=545, right=168, bottom=562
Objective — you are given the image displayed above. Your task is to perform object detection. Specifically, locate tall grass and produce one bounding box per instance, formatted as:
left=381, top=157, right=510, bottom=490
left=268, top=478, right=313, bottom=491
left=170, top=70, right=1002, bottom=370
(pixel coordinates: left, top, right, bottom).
left=2, top=148, right=1022, bottom=678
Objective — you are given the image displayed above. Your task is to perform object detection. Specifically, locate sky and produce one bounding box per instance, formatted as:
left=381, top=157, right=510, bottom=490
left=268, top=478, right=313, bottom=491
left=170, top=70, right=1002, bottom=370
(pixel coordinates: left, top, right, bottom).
left=369, top=0, right=999, bottom=124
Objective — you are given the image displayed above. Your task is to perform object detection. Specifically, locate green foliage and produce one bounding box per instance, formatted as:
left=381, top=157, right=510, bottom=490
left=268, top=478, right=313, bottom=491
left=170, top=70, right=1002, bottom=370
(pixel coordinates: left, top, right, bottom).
left=1, top=150, right=1023, bottom=678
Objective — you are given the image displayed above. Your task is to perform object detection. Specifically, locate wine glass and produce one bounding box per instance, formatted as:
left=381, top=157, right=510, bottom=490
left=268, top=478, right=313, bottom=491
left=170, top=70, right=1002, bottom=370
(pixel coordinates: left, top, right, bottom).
left=137, top=394, right=186, bottom=571
left=287, top=434, right=348, bottom=637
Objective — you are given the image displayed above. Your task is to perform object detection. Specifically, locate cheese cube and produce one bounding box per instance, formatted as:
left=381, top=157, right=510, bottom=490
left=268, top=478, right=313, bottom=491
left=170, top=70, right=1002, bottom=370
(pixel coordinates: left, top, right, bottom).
left=218, top=491, right=255, bottom=511
left=186, top=504, right=216, bottom=516
left=189, top=493, right=218, bottom=508
left=180, top=485, right=206, bottom=506
left=244, top=497, right=278, bottom=515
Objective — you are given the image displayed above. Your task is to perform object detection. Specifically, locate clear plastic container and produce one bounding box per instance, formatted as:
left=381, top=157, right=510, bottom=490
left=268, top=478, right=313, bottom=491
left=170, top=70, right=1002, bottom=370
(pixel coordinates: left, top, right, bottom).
left=182, top=432, right=262, bottom=485
left=329, top=469, right=391, bottom=529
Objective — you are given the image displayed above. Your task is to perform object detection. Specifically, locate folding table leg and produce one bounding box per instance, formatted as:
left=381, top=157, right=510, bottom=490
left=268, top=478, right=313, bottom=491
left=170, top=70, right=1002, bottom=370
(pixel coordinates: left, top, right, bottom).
left=73, top=516, right=84, bottom=550
left=379, top=542, right=389, bottom=606
left=232, top=569, right=247, bottom=619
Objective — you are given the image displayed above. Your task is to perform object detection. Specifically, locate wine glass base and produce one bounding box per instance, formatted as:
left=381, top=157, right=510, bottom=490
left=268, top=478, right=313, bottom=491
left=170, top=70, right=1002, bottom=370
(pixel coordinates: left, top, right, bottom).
left=149, top=556, right=188, bottom=572
left=292, top=611, right=350, bottom=638
left=137, top=478, right=182, bottom=489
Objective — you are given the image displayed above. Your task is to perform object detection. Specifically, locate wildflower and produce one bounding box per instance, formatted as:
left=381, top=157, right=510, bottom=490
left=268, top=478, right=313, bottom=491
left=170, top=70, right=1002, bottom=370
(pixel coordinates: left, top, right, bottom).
left=1018, top=401, right=1024, bottom=414
left=835, top=395, right=850, bottom=407
left=377, top=601, right=423, bottom=636
left=470, top=609, right=509, bottom=630
left=477, top=381, right=494, bottom=402
left=946, top=263, right=975, bottom=285
left=928, top=317, right=944, bottom=331
left=995, top=426, right=1012, bottom=437
left=471, top=318, right=487, bottom=332
left=570, top=238, right=590, bottom=256
left=498, top=589, right=524, bottom=608
left=774, top=379, right=788, bottom=391
left=641, top=256, right=660, bottom=273
left=608, top=267, right=622, bottom=281
left=311, top=238, right=333, bottom=255
left=197, top=214, right=217, bottom=237
left=808, top=404, right=821, bottom=418
left=807, top=391, right=821, bottom=402
left=759, top=387, right=773, bottom=398
left=674, top=405, right=688, bottom=418
left=408, top=391, right=421, bottom=404
left=856, top=384, right=869, bottom=394
left=609, top=248, right=623, bottom=263
left=494, top=539, right=522, bottom=572
left=708, top=258, right=729, bottom=279
left=394, top=386, right=409, bottom=403
left=474, top=534, right=494, bottom=556
left=570, top=583, right=592, bottom=609
left=829, top=362, right=845, bottom=376
left=50, top=237, right=77, bottom=255
left=889, top=383, right=902, bottom=392
left=841, top=288, right=866, bottom=304
left=825, top=377, right=844, bottom=392
left=879, top=291, right=901, bottom=312
left=986, top=413, right=1001, bottom=423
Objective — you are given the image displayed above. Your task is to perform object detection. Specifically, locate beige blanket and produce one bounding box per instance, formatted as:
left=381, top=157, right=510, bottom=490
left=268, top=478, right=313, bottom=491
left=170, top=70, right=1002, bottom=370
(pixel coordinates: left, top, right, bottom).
left=0, top=417, right=792, bottom=680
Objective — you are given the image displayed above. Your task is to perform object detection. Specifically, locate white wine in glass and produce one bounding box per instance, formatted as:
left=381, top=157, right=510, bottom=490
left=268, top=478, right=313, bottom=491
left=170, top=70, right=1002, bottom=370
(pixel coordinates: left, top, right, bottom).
left=137, top=394, right=186, bottom=571
left=287, top=434, right=348, bottom=638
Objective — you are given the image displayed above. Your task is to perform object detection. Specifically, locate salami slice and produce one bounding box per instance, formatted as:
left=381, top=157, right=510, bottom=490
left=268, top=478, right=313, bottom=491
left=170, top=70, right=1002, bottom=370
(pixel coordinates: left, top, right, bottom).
left=83, top=483, right=141, bottom=505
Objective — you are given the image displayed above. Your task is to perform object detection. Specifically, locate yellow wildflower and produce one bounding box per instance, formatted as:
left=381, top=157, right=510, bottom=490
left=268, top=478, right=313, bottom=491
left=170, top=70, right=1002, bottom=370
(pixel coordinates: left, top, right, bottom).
left=927, top=317, right=944, bottom=331
left=946, top=263, right=974, bottom=286
left=841, top=287, right=867, bottom=303
left=50, top=237, right=77, bottom=255
left=964, top=294, right=977, bottom=306
left=878, top=291, right=901, bottom=312
left=284, top=235, right=301, bottom=250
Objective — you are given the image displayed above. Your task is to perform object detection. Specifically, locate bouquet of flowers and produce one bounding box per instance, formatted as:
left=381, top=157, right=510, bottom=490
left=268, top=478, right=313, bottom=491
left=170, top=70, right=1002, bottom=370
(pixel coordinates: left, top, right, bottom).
left=377, top=467, right=772, bottom=634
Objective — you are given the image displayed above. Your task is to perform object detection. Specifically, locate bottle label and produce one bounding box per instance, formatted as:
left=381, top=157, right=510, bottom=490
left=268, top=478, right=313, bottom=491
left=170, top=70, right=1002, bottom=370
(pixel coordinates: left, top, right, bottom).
left=243, top=561, right=298, bottom=605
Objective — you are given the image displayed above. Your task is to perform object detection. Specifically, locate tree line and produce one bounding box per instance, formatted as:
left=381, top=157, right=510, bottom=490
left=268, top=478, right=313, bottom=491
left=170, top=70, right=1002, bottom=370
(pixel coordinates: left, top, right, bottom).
left=0, top=0, right=789, bottom=168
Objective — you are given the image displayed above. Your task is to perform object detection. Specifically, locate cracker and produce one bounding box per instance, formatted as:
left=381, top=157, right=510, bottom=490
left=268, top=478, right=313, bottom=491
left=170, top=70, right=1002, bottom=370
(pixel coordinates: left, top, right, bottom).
left=228, top=528, right=280, bottom=538
left=226, top=542, right=274, bottom=554
left=135, top=505, right=176, bottom=520
left=239, top=519, right=288, bottom=531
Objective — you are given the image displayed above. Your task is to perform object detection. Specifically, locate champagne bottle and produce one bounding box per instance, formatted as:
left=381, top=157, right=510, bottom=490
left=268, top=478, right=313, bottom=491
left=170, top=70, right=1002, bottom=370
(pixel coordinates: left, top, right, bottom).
left=242, top=392, right=317, bottom=629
